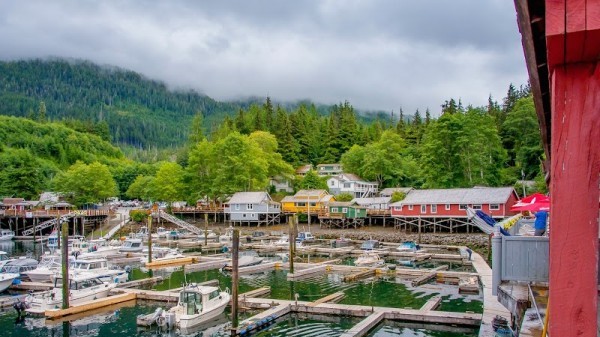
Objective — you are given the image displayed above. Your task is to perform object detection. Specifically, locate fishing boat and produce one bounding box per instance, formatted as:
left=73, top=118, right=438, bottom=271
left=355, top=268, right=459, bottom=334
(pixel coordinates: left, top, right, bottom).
left=152, top=227, right=169, bottom=239
left=0, top=229, right=15, bottom=241
left=1, top=257, right=39, bottom=279
left=119, top=238, right=143, bottom=253
left=22, top=253, right=67, bottom=283
left=71, top=258, right=129, bottom=283
left=25, top=274, right=117, bottom=314
left=0, top=272, right=20, bottom=292
left=396, top=241, right=418, bottom=252
left=136, top=284, right=230, bottom=329
left=223, top=251, right=264, bottom=271
left=354, top=251, right=385, bottom=267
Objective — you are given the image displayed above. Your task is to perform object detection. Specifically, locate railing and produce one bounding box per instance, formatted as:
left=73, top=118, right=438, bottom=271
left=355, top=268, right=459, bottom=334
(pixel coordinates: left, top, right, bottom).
left=367, top=209, right=391, bottom=216
left=0, top=209, right=109, bottom=217
left=492, top=234, right=549, bottom=295
left=174, top=206, right=225, bottom=212
left=155, top=210, right=202, bottom=235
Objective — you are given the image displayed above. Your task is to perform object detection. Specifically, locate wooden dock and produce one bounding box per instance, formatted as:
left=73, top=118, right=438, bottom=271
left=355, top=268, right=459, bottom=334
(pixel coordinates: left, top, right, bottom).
left=411, top=265, right=449, bottom=286
left=339, top=311, right=386, bottom=337
left=287, top=265, right=326, bottom=280
left=310, top=292, right=345, bottom=306
left=342, top=269, right=376, bottom=282
left=145, top=256, right=197, bottom=268
left=44, top=293, right=136, bottom=319
left=184, top=258, right=229, bottom=272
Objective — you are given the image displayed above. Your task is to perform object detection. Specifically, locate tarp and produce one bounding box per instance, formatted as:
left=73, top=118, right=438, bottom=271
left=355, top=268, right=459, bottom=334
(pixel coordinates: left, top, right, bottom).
left=466, top=208, right=511, bottom=236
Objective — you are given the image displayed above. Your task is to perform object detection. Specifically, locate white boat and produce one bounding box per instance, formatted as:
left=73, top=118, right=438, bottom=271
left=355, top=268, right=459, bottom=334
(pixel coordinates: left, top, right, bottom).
left=134, top=226, right=149, bottom=239
left=396, top=241, right=418, bottom=252
left=71, top=258, right=129, bottom=283
left=0, top=272, right=19, bottom=292
left=198, top=230, right=217, bottom=241
left=1, top=257, right=39, bottom=278
left=47, top=231, right=59, bottom=249
left=354, top=251, right=385, bottom=267
left=22, top=253, right=66, bottom=283
left=223, top=251, right=264, bottom=271
left=218, top=228, right=233, bottom=244
left=137, top=284, right=231, bottom=329
left=26, top=274, right=117, bottom=314
left=0, top=229, right=15, bottom=241
left=77, top=238, right=121, bottom=259
left=152, top=227, right=169, bottom=239
left=119, top=238, right=143, bottom=253
left=0, top=251, right=13, bottom=269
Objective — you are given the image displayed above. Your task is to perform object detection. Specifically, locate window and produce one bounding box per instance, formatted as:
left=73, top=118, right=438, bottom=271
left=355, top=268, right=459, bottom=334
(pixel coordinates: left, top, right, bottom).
left=420, top=205, right=426, bottom=213
left=297, top=202, right=306, bottom=207
left=393, top=206, right=401, bottom=211
left=342, top=208, right=348, bottom=213
left=489, top=204, right=500, bottom=210
left=408, top=205, right=413, bottom=211
left=472, top=204, right=482, bottom=210
left=331, top=207, right=338, bottom=212
left=310, top=202, right=316, bottom=207
left=242, top=214, right=246, bottom=218
left=343, top=183, right=351, bottom=188
left=235, top=204, right=240, bottom=211
left=445, top=204, right=451, bottom=210
left=209, top=290, right=220, bottom=300
left=431, top=204, right=437, bottom=213
left=459, top=204, right=468, bottom=210
left=247, top=204, right=254, bottom=210
left=330, top=181, right=335, bottom=186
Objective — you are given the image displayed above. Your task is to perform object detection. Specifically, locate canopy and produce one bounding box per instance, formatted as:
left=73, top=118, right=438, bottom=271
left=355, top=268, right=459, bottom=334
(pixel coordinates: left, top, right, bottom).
left=511, top=193, right=550, bottom=212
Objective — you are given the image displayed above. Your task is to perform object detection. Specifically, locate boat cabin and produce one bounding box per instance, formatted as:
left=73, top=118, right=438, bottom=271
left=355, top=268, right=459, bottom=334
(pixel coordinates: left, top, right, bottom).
left=178, top=285, right=222, bottom=315
left=296, top=232, right=314, bottom=242
left=1, top=257, right=38, bottom=274
left=73, top=259, right=109, bottom=271
left=119, top=238, right=143, bottom=252
left=54, top=275, right=105, bottom=290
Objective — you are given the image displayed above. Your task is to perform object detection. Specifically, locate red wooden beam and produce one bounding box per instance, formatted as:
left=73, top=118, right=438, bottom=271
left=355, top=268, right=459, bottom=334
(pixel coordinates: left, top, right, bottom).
left=549, top=62, right=600, bottom=337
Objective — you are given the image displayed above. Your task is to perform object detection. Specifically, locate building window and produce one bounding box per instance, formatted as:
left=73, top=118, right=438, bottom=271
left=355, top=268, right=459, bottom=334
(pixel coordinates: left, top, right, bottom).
left=459, top=204, right=467, bottom=210
left=235, top=204, right=240, bottom=211
left=310, top=202, right=316, bottom=207
left=445, top=204, right=450, bottom=210
left=393, top=206, right=401, bottom=211
left=489, top=204, right=500, bottom=210
left=472, top=204, right=482, bottom=210
left=408, top=205, right=413, bottom=211
left=247, top=204, right=254, bottom=210
left=421, top=205, right=426, bottom=213
left=330, top=181, right=335, bottom=186
left=331, top=207, right=338, bottom=212
left=343, top=183, right=351, bottom=188
left=342, top=208, right=348, bottom=213
left=431, top=204, right=437, bottom=213
left=297, top=202, right=306, bottom=207
left=242, top=214, right=246, bottom=218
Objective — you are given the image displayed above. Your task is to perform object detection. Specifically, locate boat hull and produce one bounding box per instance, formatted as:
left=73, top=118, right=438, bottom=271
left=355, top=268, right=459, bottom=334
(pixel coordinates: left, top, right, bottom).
left=178, top=299, right=229, bottom=329
left=0, top=273, right=19, bottom=292
left=26, top=284, right=116, bottom=314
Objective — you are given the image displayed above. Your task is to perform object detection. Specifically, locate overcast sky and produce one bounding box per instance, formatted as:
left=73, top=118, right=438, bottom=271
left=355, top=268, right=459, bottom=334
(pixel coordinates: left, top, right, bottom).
left=0, top=1, right=528, bottom=115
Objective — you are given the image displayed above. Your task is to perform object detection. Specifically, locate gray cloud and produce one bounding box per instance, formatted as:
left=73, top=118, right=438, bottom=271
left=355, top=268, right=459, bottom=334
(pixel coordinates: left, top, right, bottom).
left=0, top=0, right=528, bottom=115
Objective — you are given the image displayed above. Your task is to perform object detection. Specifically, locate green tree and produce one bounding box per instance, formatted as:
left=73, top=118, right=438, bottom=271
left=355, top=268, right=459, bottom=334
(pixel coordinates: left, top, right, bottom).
left=38, top=101, right=47, bottom=122
left=188, top=111, right=205, bottom=145
left=296, top=170, right=328, bottom=191
left=54, top=161, right=118, bottom=205
left=335, top=192, right=354, bottom=202
left=126, top=175, right=155, bottom=200
left=390, top=191, right=407, bottom=203
left=150, top=162, right=185, bottom=202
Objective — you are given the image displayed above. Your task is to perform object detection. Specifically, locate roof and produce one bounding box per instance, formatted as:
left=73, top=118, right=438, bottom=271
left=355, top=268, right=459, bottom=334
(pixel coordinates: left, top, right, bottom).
left=380, top=188, right=413, bottom=196
left=295, top=164, right=312, bottom=174
left=227, top=192, right=272, bottom=204
left=391, top=187, right=516, bottom=206
left=295, top=190, right=328, bottom=197
left=2, top=198, right=25, bottom=205
left=282, top=194, right=335, bottom=203
left=316, top=163, right=341, bottom=168
left=352, top=197, right=391, bottom=205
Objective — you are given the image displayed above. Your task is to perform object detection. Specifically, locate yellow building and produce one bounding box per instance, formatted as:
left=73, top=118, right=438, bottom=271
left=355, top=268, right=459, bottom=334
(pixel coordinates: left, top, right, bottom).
left=281, top=189, right=335, bottom=213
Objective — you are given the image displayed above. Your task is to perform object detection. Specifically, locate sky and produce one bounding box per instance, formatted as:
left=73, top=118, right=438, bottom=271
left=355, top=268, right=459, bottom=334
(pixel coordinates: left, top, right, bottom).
left=0, top=1, right=528, bottom=115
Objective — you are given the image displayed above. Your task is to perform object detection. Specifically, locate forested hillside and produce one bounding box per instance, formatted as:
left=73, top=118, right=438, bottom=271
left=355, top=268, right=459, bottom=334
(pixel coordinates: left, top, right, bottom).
left=0, top=59, right=242, bottom=148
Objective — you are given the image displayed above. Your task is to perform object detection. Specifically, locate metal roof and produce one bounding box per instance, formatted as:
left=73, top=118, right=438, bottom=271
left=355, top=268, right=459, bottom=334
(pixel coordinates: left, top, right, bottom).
left=352, top=197, right=391, bottom=205
left=295, top=189, right=328, bottom=197
left=227, top=192, right=272, bottom=204
left=391, top=187, right=516, bottom=206
left=380, top=187, right=413, bottom=196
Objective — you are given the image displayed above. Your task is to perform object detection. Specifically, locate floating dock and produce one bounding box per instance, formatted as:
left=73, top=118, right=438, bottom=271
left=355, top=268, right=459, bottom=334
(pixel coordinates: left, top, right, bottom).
left=44, top=293, right=136, bottom=319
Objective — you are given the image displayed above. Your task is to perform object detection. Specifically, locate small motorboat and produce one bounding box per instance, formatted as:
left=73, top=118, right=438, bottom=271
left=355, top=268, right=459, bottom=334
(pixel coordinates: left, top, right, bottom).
left=354, top=251, right=385, bottom=267
left=296, top=232, right=314, bottom=243
left=332, top=236, right=351, bottom=248
left=135, top=226, right=149, bottom=239
left=71, top=258, right=129, bottom=283
left=274, top=235, right=289, bottom=246
left=198, top=230, right=217, bottom=242
left=137, top=284, right=231, bottom=329
left=119, top=238, right=144, bottom=253
left=360, top=240, right=380, bottom=250
left=0, top=229, right=15, bottom=241
left=396, top=241, right=418, bottom=252
left=0, top=272, right=19, bottom=292
left=152, top=227, right=169, bottom=239
left=47, top=231, right=59, bottom=249
left=26, top=273, right=117, bottom=314
left=223, top=251, right=264, bottom=271
left=1, top=257, right=39, bottom=280
left=22, top=253, right=68, bottom=283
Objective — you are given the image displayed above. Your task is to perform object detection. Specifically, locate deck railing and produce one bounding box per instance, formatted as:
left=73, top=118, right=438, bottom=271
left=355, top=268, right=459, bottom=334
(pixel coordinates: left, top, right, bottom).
left=0, top=209, right=110, bottom=217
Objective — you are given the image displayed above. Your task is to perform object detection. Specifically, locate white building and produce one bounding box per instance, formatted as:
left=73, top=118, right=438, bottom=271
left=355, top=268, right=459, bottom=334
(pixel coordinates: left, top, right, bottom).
left=327, top=173, right=378, bottom=198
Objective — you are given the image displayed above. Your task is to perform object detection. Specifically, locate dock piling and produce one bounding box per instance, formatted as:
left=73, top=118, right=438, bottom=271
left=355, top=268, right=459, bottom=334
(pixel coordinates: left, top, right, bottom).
left=231, top=229, right=240, bottom=336
left=61, top=216, right=69, bottom=309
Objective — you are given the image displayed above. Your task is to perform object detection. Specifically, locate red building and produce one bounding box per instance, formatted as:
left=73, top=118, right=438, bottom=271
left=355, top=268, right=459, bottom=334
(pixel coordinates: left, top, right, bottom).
left=390, top=187, right=519, bottom=233
left=390, top=187, right=519, bottom=218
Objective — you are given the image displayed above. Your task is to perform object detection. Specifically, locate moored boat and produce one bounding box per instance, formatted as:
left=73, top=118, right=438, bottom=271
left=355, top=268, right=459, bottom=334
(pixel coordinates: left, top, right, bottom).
left=223, top=251, right=263, bottom=271
left=0, top=229, right=15, bottom=241
left=0, top=272, right=19, bottom=292
left=354, top=251, right=385, bottom=267
left=396, top=241, right=418, bottom=252
left=119, top=238, right=143, bottom=253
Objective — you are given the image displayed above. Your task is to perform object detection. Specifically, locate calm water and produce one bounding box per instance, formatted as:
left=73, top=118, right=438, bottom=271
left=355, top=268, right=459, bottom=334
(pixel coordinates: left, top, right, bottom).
left=367, top=320, right=478, bottom=337
left=0, top=243, right=482, bottom=336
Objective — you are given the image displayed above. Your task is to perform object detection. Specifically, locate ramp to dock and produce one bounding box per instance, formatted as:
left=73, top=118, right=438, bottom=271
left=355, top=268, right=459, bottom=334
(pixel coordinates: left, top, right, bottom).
left=154, top=211, right=202, bottom=235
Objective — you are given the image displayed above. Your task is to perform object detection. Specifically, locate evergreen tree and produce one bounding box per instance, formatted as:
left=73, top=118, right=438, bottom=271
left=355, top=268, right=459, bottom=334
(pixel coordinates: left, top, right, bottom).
left=38, top=101, right=47, bottom=122
left=263, top=97, right=274, bottom=132
left=424, top=109, right=431, bottom=125
left=188, top=111, right=205, bottom=145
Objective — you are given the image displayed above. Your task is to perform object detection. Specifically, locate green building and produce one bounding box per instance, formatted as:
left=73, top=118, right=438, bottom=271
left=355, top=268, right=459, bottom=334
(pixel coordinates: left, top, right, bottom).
left=328, top=201, right=367, bottom=219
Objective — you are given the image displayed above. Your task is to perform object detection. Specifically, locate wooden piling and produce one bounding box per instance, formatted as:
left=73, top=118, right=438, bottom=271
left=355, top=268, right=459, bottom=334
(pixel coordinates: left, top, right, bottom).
left=288, top=216, right=294, bottom=274
left=231, top=229, right=240, bottom=336
left=147, top=214, right=152, bottom=264
left=61, top=217, right=69, bottom=309
left=204, top=213, right=209, bottom=246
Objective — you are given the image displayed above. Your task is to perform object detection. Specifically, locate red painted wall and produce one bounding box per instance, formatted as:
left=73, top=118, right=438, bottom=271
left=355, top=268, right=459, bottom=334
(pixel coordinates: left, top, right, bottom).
left=548, top=62, right=600, bottom=337
left=390, top=197, right=518, bottom=217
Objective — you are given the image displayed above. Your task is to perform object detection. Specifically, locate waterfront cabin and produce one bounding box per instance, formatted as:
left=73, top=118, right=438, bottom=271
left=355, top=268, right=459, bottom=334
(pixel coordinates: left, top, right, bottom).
left=328, top=201, right=367, bottom=219
left=224, top=192, right=281, bottom=225
left=390, top=187, right=519, bottom=218
left=281, top=190, right=335, bottom=213
left=316, top=163, right=343, bottom=176
left=351, top=197, right=391, bottom=210
left=327, top=173, right=378, bottom=198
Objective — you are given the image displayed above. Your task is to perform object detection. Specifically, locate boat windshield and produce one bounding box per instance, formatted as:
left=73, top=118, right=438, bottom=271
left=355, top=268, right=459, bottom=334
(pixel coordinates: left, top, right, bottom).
left=0, top=254, right=9, bottom=262
left=180, top=291, right=202, bottom=315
